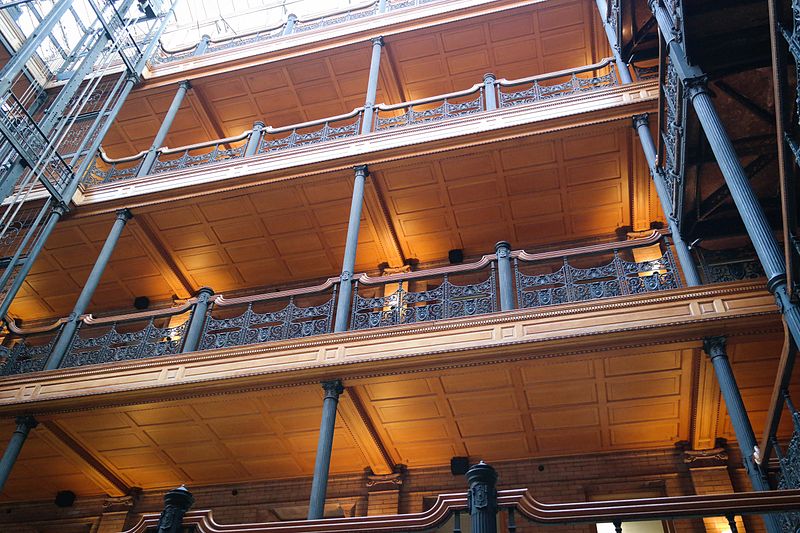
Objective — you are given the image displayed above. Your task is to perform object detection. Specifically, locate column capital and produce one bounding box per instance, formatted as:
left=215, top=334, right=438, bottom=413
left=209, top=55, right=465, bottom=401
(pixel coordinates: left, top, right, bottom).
left=321, top=379, right=344, bottom=400
left=632, top=113, right=650, bottom=129
left=466, top=461, right=498, bottom=515
left=483, top=72, right=496, bottom=83
left=200, top=34, right=211, bottom=44
left=178, top=80, right=191, bottom=90
left=195, top=286, right=214, bottom=301
left=683, top=76, right=709, bottom=100
left=702, top=336, right=727, bottom=359
left=287, top=13, right=298, bottom=21
left=494, top=241, right=511, bottom=257
left=14, top=416, right=37, bottom=431
left=354, top=164, right=370, bottom=178
left=371, top=36, right=384, bottom=47
left=252, top=120, right=266, bottom=130
left=115, top=208, right=133, bottom=222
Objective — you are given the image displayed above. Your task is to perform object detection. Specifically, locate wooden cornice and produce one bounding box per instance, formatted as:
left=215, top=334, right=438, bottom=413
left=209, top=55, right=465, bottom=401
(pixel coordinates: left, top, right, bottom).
left=72, top=81, right=659, bottom=216
left=0, top=281, right=780, bottom=416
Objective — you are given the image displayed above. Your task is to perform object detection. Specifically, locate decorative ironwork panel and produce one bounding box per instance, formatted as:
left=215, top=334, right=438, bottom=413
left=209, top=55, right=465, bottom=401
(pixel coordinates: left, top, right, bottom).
left=350, top=271, right=496, bottom=331
left=153, top=144, right=246, bottom=173
left=777, top=405, right=800, bottom=532
left=294, top=3, right=379, bottom=32
left=498, top=67, right=617, bottom=108
left=660, top=60, right=687, bottom=211
left=260, top=118, right=361, bottom=153
left=200, top=296, right=335, bottom=350
left=61, top=319, right=187, bottom=368
left=375, top=95, right=483, bottom=130
left=0, top=332, right=60, bottom=375
left=695, top=247, right=765, bottom=284
left=84, top=158, right=143, bottom=184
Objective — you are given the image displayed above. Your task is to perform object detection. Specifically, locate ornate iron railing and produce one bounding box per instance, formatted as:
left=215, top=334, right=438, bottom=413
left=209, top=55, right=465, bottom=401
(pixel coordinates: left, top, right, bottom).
left=772, top=391, right=800, bottom=532
left=258, top=110, right=363, bottom=154
left=85, top=59, right=623, bottom=185
left=1, top=232, right=762, bottom=375
left=350, top=264, right=497, bottom=330
left=293, top=1, right=380, bottom=33
left=514, top=234, right=680, bottom=309
left=694, top=246, right=765, bottom=284
left=496, top=58, right=618, bottom=108
left=199, top=282, right=337, bottom=351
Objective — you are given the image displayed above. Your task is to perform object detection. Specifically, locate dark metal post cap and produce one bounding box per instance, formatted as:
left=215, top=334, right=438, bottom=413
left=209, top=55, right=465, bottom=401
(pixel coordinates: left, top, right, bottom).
left=163, top=484, right=194, bottom=511
left=465, top=461, right=498, bottom=486
left=483, top=72, right=496, bottom=82
left=495, top=241, right=511, bottom=252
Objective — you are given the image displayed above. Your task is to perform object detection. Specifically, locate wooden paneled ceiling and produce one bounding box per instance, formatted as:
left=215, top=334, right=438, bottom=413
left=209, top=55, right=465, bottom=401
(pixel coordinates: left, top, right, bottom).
left=11, top=119, right=655, bottom=322
left=100, top=0, right=608, bottom=158
left=0, top=334, right=796, bottom=502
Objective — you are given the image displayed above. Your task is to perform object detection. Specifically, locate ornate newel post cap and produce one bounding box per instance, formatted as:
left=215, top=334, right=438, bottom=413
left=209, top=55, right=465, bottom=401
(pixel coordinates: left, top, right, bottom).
left=163, top=484, right=194, bottom=510
left=466, top=461, right=498, bottom=486
left=495, top=241, right=511, bottom=253
left=195, top=286, right=215, bottom=298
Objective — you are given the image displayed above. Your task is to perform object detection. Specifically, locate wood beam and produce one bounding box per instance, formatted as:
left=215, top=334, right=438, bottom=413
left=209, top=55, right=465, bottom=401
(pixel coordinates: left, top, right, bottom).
left=37, top=420, right=130, bottom=497
left=128, top=215, right=195, bottom=299
left=363, top=176, right=405, bottom=268
left=691, top=347, right=722, bottom=450
left=337, top=386, right=395, bottom=476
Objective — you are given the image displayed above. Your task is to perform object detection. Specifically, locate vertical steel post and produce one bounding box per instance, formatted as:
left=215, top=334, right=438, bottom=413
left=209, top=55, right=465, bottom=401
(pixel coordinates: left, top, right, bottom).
left=155, top=485, right=195, bottom=533
left=137, top=80, right=191, bottom=177
left=245, top=121, right=265, bottom=157
left=307, top=380, right=344, bottom=520
left=283, top=14, right=298, bottom=35
left=0, top=416, right=37, bottom=491
left=361, top=37, right=384, bottom=134
left=0, top=0, right=75, bottom=95
left=466, top=462, right=498, bottom=533
left=495, top=241, right=514, bottom=311
left=632, top=114, right=701, bottom=286
left=45, top=209, right=133, bottom=370
left=195, top=34, right=211, bottom=56
left=181, top=287, right=214, bottom=353
left=334, top=165, right=368, bottom=332
left=483, top=73, right=497, bottom=111
left=703, top=337, right=781, bottom=533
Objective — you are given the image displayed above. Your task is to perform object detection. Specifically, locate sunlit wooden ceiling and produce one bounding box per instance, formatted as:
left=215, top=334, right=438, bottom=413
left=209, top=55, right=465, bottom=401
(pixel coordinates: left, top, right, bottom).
left=100, top=0, right=608, bottom=158
left=11, top=119, right=656, bottom=322
left=0, top=334, right=795, bottom=502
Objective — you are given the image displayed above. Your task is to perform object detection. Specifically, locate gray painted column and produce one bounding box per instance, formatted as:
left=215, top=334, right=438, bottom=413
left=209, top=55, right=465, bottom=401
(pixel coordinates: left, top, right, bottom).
left=495, top=241, right=514, bottom=311
left=195, top=34, right=211, bottom=55
left=307, top=379, right=344, bottom=520
left=483, top=73, right=497, bottom=111
left=334, top=165, right=368, bottom=332
left=245, top=121, right=265, bottom=157
left=0, top=0, right=74, bottom=95
left=703, top=337, right=781, bottom=533
left=155, top=485, right=195, bottom=533
left=0, top=416, right=37, bottom=491
left=137, top=80, right=190, bottom=177
left=181, top=287, right=214, bottom=353
left=466, top=462, right=498, bottom=533
left=378, top=0, right=387, bottom=12
left=632, top=114, right=701, bottom=286
left=361, top=37, right=384, bottom=134
left=45, top=209, right=133, bottom=370
left=283, top=14, right=298, bottom=36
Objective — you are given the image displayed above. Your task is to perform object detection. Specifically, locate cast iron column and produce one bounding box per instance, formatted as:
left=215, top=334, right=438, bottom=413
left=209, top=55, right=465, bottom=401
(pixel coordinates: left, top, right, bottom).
left=155, top=485, right=195, bottom=533
left=283, top=14, right=298, bottom=35
left=361, top=37, right=384, bottom=134
left=483, top=73, right=497, bottom=111
left=632, top=114, right=701, bottom=286
left=181, top=287, right=214, bottom=353
left=308, top=379, right=344, bottom=520
left=495, top=241, right=514, bottom=311
left=45, top=209, right=133, bottom=370
left=137, top=80, right=191, bottom=176
left=334, top=165, right=368, bottom=332
left=466, top=461, right=498, bottom=533
left=0, top=416, right=37, bottom=491
left=703, top=337, right=780, bottom=533
left=245, top=121, right=265, bottom=157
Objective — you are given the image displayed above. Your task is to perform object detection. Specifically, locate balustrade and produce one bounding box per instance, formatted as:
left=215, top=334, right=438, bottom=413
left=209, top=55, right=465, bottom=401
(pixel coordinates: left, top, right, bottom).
left=82, top=59, right=623, bottom=185
left=771, top=391, right=800, bottom=532
left=0, top=231, right=743, bottom=376
left=694, top=246, right=765, bottom=284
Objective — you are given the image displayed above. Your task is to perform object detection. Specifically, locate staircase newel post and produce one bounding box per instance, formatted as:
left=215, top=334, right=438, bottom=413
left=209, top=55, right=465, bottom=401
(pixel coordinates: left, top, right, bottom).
left=156, top=485, right=194, bottom=533
left=466, top=461, right=498, bottom=533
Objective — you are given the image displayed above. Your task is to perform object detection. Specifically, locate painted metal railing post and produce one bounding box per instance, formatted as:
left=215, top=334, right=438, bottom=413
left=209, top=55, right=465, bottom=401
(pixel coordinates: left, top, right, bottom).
left=155, top=485, right=195, bottom=533
left=181, top=287, right=214, bottom=353
left=361, top=37, right=384, bottom=134
left=308, top=379, right=344, bottom=520
left=466, top=461, right=498, bottom=533
left=495, top=241, right=514, bottom=311
left=483, top=73, right=497, bottom=111
left=195, top=34, right=211, bottom=55
left=0, top=416, right=37, bottom=491
left=45, top=209, right=133, bottom=371
left=334, top=165, right=368, bottom=332
left=703, top=337, right=781, bottom=533
left=283, top=14, right=298, bottom=36
left=137, top=80, right=190, bottom=177
left=631, top=114, right=701, bottom=286
left=245, top=121, right=265, bottom=157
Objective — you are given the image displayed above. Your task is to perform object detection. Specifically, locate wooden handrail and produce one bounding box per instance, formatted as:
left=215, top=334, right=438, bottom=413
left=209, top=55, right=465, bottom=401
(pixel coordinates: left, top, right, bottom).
left=122, top=487, right=800, bottom=533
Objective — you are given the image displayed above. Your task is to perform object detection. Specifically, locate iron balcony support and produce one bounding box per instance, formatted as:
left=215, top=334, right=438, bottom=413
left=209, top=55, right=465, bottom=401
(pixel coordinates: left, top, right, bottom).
left=334, top=165, right=368, bottom=332
left=155, top=485, right=195, bottom=533
left=594, top=0, right=632, bottom=84
left=495, top=241, right=515, bottom=310
left=245, top=121, right=266, bottom=157
left=45, top=209, right=133, bottom=370
left=138, top=80, right=191, bottom=177
left=307, top=379, right=344, bottom=520
left=283, top=14, right=298, bottom=36
left=467, top=462, right=499, bottom=533
left=181, top=287, right=214, bottom=353
left=0, top=416, right=37, bottom=491
left=361, top=37, right=384, bottom=134
left=484, top=73, right=497, bottom=111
